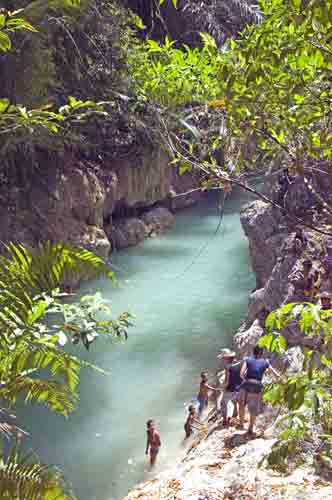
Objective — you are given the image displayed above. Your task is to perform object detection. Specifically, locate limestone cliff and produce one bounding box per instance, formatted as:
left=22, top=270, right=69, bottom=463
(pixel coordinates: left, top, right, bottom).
left=236, top=167, right=332, bottom=353
left=0, top=1, right=200, bottom=256
left=0, top=146, right=199, bottom=257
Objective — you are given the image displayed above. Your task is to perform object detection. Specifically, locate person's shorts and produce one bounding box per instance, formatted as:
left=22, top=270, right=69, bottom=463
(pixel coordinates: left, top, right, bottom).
left=239, top=389, right=263, bottom=417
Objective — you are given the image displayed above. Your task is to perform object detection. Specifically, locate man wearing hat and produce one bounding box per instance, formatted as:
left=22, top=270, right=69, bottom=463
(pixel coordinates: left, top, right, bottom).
left=217, top=348, right=243, bottom=426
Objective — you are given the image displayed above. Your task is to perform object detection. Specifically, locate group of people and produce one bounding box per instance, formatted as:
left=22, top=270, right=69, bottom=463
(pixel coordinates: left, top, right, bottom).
left=217, top=346, right=279, bottom=433
left=145, top=345, right=279, bottom=468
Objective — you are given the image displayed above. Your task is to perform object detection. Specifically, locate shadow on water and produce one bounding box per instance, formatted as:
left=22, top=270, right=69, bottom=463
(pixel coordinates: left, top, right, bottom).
left=18, top=193, right=254, bottom=500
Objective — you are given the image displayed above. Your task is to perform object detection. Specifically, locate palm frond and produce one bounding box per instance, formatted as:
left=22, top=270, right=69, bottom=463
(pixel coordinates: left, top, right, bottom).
left=0, top=340, right=82, bottom=416
left=0, top=241, right=113, bottom=331
left=0, top=377, right=77, bottom=417
left=0, top=446, right=75, bottom=500
left=3, top=241, right=113, bottom=294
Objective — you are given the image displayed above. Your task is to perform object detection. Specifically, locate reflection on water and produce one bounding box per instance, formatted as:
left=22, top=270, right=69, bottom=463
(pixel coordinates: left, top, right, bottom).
left=19, top=194, right=254, bottom=500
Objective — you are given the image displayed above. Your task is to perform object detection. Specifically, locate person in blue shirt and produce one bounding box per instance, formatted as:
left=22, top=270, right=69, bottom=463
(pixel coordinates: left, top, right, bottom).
left=239, top=345, right=280, bottom=436
left=218, top=350, right=243, bottom=426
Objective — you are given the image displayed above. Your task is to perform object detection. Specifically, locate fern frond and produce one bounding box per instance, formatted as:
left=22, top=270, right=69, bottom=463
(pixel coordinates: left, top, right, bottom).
left=0, top=241, right=113, bottom=331
left=0, top=338, right=82, bottom=415
left=0, top=377, right=77, bottom=417
left=0, top=447, right=76, bottom=500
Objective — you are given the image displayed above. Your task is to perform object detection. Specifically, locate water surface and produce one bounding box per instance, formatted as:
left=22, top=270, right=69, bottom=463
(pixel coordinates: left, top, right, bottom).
left=21, top=194, right=254, bottom=500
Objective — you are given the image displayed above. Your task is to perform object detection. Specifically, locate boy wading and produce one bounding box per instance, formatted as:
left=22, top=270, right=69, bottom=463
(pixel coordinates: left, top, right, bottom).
left=145, top=420, right=161, bottom=468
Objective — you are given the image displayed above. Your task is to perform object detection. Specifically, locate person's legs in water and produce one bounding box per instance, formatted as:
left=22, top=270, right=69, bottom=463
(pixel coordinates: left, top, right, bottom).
left=198, top=397, right=208, bottom=417
left=184, top=425, right=192, bottom=439
left=150, top=447, right=159, bottom=467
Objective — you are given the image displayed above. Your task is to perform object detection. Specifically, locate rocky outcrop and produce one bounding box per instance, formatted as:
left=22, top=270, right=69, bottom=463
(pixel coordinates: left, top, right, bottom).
left=124, top=418, right=332, bottom=500
left=141, top=207, right=176, bottom=236
left=233, top=319, right=264, bottom=357
left=110, top=218, right=147, bottom=250
left=0, top=147, right=199, bottom=257
left=240, top=201, right=286, bottom=289
left=235, top=165, right=332, bottom=355
left=109, top=207, right=176, bottom=249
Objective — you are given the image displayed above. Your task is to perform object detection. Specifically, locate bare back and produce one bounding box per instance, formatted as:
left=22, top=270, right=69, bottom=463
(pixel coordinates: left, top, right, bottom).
left=147, top=429, right=160, bottom=449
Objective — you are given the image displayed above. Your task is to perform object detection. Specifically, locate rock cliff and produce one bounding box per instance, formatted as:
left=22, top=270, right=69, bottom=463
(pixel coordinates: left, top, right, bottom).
left=0, top=146, right=199, bottom=257
left=236, top=167, right=332, bottom=353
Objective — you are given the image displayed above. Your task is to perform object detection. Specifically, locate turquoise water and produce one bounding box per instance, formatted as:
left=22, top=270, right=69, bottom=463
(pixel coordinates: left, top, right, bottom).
left=20, top=194, right=254, bottom=500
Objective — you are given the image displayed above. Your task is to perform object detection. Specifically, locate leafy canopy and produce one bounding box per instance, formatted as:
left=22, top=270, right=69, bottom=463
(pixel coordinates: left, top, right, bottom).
left=130, top=0, right=332, bottom=181
left=0, top=4, right=108, bottom=141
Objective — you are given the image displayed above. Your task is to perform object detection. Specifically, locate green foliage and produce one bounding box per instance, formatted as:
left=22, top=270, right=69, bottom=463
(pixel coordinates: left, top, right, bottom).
left=0, top=446, right=75, bottom=499
left=49, top=291, right=133, bottom=350
left=0, top=241, right=132, bottom=497
left=216, top=0, right=332, bottom=170
left=0, top=96, right=107, bottom=137
left=0, top=241, right=114, bottom=331
left=0, top=9, right=36, bottom=52
left=159, top=0, right=177, bottom=7
left=0, top=4, right=112, bottom=144
left=130, top=0, right=332, bottom=186
left=130, top=33, right=220, bottom=107
left=260, top=301, right=332, bottom=470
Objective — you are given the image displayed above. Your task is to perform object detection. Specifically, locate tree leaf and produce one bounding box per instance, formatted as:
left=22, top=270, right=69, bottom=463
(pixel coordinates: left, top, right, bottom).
left=0, top=98, right=10, bottom=114
left=0, top=32, right=11, bottom=52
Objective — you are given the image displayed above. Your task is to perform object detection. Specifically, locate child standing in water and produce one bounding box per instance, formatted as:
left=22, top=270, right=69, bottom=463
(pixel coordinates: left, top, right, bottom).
left=197, top=371, right=221, bottom=417
left=184, top=405, right=201, bottom=438
left=145, top=419, right=161, bottom=468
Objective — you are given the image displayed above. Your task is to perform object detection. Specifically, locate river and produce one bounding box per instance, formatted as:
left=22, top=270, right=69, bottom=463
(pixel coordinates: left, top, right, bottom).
left=20, top=193, right=254, bottom=500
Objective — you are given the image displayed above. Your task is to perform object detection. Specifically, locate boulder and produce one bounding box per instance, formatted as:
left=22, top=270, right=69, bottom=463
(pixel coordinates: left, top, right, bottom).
left=110, top=218, right=146, bottom=249
left=76, top=225, right=111, bottom=259
left=141, top=207, right=176, bottom=236
left=233, top=319, right=264, bottom=357
left=247, top=288, right=266, bottom=322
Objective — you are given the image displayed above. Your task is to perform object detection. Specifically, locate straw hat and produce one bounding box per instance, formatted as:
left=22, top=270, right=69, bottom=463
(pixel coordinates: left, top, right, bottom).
left=217, top=348, right=236, bottom=360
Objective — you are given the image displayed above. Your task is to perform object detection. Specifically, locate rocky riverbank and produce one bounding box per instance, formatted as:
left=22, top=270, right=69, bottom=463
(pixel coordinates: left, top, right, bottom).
left=123, top=168, right=332, bottom=500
